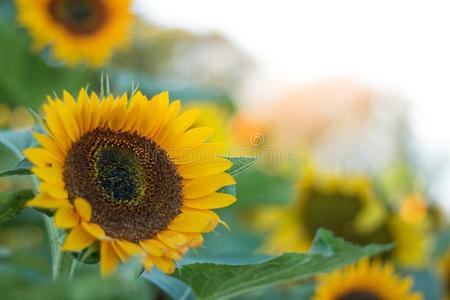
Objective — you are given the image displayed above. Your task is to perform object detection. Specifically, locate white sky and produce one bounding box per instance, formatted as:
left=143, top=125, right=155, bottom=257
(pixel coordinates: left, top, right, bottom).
left=135, top=0, right=450, bottom=209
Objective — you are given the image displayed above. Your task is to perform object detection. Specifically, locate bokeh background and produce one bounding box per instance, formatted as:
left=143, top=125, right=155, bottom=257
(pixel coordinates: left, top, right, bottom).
left=1, top=0, right=449, bottom=299
left=136, top=0, right=450, bottom=213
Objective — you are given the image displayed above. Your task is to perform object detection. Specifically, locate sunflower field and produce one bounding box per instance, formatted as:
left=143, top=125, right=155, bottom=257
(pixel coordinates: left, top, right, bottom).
left=0, top=1, right=449, bottom=300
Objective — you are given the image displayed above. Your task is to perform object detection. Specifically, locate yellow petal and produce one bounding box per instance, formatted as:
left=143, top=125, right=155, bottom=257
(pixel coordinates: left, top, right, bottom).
left=88, top=92, right=102, bottom=131
left=62, top=225, right=95, bottom=251
left=111, top=241, right=130, bottom=262
left=55, top=99, right=80, bottom=142
left=171, top=108, right=199, bottom=133
left=43, top=101, right=71, bottom=151
left=157, top=231, right=189, bottom=250
left=98, top=95, right=116, bottom=127
left=108, top=94, right=128, bottom=131
left=184, top=233, right=204, bottom=248
left=153, top=256, right=176, bottom=274
left=100, top=241, right=119, bottom=276
left=149, top=91, right=170, bottom=134
left=81, top=221, right=107, bottom=239
left=33, top=132, right=62, bottom=155
left=24, top=148, right=63, bottom=168
left=40, top=182, right=68, bottom=199
left=165, top=248, right=183, bottom=261
left=54, top=205, right=80, bottom=228
left=122, top=92, right=147, bottom=132
left=177, top=157, right=233, bottom=179
left=142, top=255, right=154, bottom=271
left=143, top=91, right=169, bottom=136
left=162, top=100, right=181, bottom=127
left=76, top=88, right=90, bottom=135
left=62, top=90, right=80, bottom=133
left=26, top=194, right=69, bottom=209
left=135, top=100, right=155, bottom=135
left=177, top=245, right=189, bottom=255
left=74, top=198, right=92, bottom=221
left=183, top=173, right=236, bottom=199
left=168, top=208, right=221, bottom=233
left=32, top=167, right=64, bottom=185
left=128, top=91, right=146, bottom=108
left=154, top=100, right=182, bottom=141
left=172, top=127, right=215, bottom=152
left=116, top=240, right=145, bottom=257
left=63, top=90, right=77, bottom=111
left=139, top=239, right=167, bottom=257
left=183, top=192, right=237, bottom=209
left=171, top=143, right=223, bottom=164
left=157, top=106, right=197, bottom=146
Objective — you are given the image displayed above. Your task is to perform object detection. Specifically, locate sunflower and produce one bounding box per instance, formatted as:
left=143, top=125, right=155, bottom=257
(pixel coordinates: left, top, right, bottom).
left=15, top=0, right=133, bottom=67
left=313, top=259, right=423, bottom=300
left=255, top=166, right=388, bottom=253
left=24, top=89, right=236, bottom=276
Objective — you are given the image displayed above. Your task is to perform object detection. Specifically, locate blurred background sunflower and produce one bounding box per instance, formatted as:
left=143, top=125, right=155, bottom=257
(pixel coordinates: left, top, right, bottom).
left=313, top=259, right=423, bottom=300
left=249, top=164, right=433, bottom=269
left=15, top=0, right=133, bottom=67
left=251, top=165, right=389, bottom=252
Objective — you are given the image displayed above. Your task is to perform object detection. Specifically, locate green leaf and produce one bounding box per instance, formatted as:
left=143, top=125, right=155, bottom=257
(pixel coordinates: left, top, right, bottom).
left=0, top=129, right=36, bottom=178
left=144, top=270, right=194, bottom=300
left=0, top=189, right=35, bottom=223
left=173, top=229, right=392, bottom=300
left=0, top=136, right=22, bottom=174
left=0, top=158, right=33, bottom=178
left=216, top=157, right=254, bottom=198
left=226, top=157, right=256, bottom=176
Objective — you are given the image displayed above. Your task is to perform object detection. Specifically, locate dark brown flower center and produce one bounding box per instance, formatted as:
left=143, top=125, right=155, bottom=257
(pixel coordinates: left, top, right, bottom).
left=63, top=128, right=183, bottom=242
left=300, top=187, right=393, bottom=245
left=301, top=187, right=363, bottom=240
left=49, top=0, right=106, bottom=35
left=337, top=290, right=382, bottom=300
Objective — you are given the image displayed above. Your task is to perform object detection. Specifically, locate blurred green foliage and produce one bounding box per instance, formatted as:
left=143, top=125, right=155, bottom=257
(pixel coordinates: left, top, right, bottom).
left=0, top=20, right=95, bottom=109
left=0, top=262, right=157, bottom=300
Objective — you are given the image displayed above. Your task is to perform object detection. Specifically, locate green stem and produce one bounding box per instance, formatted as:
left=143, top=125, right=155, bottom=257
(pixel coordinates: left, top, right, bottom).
left=44, top=214, right=77, bottom=281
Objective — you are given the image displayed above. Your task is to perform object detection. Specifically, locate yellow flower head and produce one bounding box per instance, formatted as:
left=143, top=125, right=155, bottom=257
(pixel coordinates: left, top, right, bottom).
left=313, top=260, right=423, bottom=300
left=15, top=0, right=133, bottom=67
left=24, top=89, right=236, bottom=276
